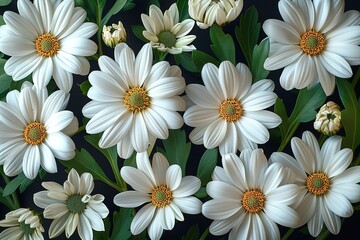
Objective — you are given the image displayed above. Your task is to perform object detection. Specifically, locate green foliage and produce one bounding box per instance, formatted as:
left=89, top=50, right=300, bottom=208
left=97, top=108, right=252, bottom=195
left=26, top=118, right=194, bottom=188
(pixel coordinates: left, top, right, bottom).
left=182, top=224, right=200, bottom=240
left=250, top=38, right=270, bottom=81
left=236, top=6, right=261, bottom=66
left=110, top=208, right=133, bottom=240
left=123, top=151, right=137, bottom=168
left=148, top=0, right=160, bottom=8
left=85, top=134, right=118, bottom=170
left=0, top=59, right=13, bottom=96
left=122, top=0, right=135, bottom=11
left=194, top=186, right=207, bottom=198
left=0, top=0, right=11, bottom=6
left=3, top=173, right=30, bottom=196
left=274, top=98, right=289, bottom=143
left=336, top=78, right=360, bottom=150
left=177, top=0, right=189, bottom=21
left=131, top=25, right=148, bottom=43
left=80, top=80, right=91, bottom=95
left=0, top=15, right=4, bottom=25
left=101, top=0, right=128, bottom=27
left=192, top=50, right=220, bottom=72
left=174, top=52, right=198, bottom=73
left=197, top=149, right=218, bottom=186
left=210, top=24, right=236, bottom=64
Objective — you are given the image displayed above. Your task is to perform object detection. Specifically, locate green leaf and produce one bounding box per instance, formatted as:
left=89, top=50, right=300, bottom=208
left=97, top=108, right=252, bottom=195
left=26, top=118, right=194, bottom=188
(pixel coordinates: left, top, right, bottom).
left=131, top=25, right=148, bottom=43
left=110, top=208, right=133, bottom=240
left=0, top=15, right=5, bottom=25
left=197, top=149, right=218, bottom=186
left=3, top=173, right=27, bottom=197
left=0, top=0, right=11, bottom=6
left=148, top=0, right=160, bottom=8
left=122, top=0, right=135, bottom=11
left=174, top=52, right=198, bottom=73
left=192, top=50, right=220, bottom=72
left=123, top=151, right=137, bottom=168
left=250, top=38, right=270, bottom=81
left=336, top=78, right=360, bottom=150
left=182, top=224, right=200, bottom=240
left=80, top=80, right=91, bottom=95
left=101, top=0, right=127, bottom=26
left=0, top=187, right=14, bottom=210
left=177, top=0, right=189, bottom=21
left=161, top=129, right=191, bottom=174
left=0, top=59, right=13, bottom=95
left=194, top=186, right=207, bottom=198
left=236, top=6, right=260, bottom=65
left=210, top=24, right=236, bottom=64
left=274, top=97, right=289, bottom=141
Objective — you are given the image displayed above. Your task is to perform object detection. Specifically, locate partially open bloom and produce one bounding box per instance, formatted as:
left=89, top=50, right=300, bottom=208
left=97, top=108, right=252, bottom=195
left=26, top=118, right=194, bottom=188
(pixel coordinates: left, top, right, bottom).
left=33, top=169, right=109, bottom=240
left=184, top=61, right=281, bottom=156
left=0, top=0, right=98, bottom=92
left=114, top=152, right=202, bottom=240
left=314, top=101, right=342, bottom=135
left=141, top=3, right=196, bottom=54
left=0, top=208, right=44, bottom=240
left=270, top=131, right=360, bottom=237
left=263, top=0, right=360, bottom=96
left=0, top=82, right=77, bottom=179
left=202, top=149, right=300, bottom=239
left=188, top=0, right=243, bottom=29
left=102, top=21, right=127, bottom=48
left=82, top=43, right=186, bottom=159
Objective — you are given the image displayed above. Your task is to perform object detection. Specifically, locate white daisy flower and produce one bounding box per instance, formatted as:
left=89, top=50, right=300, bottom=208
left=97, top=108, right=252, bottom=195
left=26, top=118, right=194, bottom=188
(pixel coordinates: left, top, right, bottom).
left=202, top=149, right=300, bottom=239
left=141, top=3, right=196, bottom=54
left=270, top=131, right=360, bottom=237
left=0, top=82, right=77, bottom=179
left=33, top=168, right=109, bottom=240
left=82, top=43, right=186, bottom=159
left=183, top=60, right=281, bottom=156
left=113, top=152, right=202, bottom=240
left=0, top=208, right=44, bottom=240
left=188, top=0, right=244, bottom=29
left=263, top=0, right=360, bottom=96
left=0, top=0, right=98, bottom=92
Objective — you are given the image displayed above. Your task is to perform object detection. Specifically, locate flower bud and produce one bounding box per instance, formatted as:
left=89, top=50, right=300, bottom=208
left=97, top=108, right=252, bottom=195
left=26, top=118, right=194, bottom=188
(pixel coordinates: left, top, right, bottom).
left=314, top=101, right=342, bottom=135
left=102, top=21, right=127, bottom=48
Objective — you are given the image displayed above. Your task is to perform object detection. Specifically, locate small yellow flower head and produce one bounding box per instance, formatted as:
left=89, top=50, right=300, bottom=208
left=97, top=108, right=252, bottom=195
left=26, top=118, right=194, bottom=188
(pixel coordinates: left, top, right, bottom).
left=102, top=21, right=127, bottom=48
left=314, top=101, right=342, bottom=135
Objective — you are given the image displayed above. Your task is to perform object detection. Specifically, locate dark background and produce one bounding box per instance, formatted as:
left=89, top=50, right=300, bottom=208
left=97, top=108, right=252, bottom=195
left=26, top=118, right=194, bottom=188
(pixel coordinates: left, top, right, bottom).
left=1, top=0, right=360, bottom=239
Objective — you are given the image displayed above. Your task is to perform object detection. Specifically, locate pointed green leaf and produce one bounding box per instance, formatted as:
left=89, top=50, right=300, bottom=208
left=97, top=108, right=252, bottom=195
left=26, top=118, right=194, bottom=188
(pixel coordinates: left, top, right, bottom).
left=80, top=80, right=91, bottom=95
left=274, top=97, right=289, bottom=140
left=250, top=38, right=270, bottom=81
left=131, top=25, right=148, bottom=43
left=182, top=224, right=200, bottom=240
left=210, top=24, right=236, bottom=64
left=177, top=0, right=190, bottom=21
left=110, top=208, right=133, bottom=240
left=0, top=0, right=11, bottom=6
left=174, top=52, right=198, bottom=73
left=0, top=59, right=13, bottom=95
left=197, top=149, right=218, bottom=186
left=101, top=0, right=127, bottom=26
left=192, top=50, right=220, bottom=72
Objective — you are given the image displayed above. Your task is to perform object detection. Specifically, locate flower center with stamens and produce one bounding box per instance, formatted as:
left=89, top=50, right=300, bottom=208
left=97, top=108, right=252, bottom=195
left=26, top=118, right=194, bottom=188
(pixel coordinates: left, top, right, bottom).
left=151, top=185, right=172, bottom=208
left=219, top=99, right=243, bottom=122
left=306, top=172, right=330, bottom=195
left=20, top=221, right=34, bottom=235
left=67, top=194, right=86, bottom=213
left=242, top=189, right=265, bottom=213
left=124, top=87, right=150, bottom=112
left=158, top=31, right=177, bottom=48
left=300, top=30, right=326, bottom=56
left=35, top=33, right=60, bottom=57
left=24, top=122, right=46, bottom=145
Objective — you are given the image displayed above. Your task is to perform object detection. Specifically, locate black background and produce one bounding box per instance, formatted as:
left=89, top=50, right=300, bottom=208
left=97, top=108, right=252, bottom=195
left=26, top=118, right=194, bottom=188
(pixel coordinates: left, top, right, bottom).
left=1, top=0, right=360, bottom=239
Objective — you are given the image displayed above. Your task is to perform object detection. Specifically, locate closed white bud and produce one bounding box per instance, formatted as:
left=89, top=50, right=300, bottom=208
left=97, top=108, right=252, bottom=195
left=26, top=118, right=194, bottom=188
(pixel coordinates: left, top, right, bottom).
left=314, top=101, right=342, bottom=135
left=102, top=21, right=127, bottom=48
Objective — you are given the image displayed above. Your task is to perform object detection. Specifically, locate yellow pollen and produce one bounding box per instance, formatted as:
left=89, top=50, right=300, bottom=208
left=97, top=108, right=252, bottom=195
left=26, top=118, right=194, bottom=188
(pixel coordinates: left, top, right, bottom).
left=35, top=33, right=60, bottom=57
left=124, top=87, right=150, bottom=113
left=24, top=122, right=47, bottom=145
left=306, top=172, right=330, bottom=196
left=300, top=30, right=326, bottom=56
left=242, top=189, right=265, bottom=213
left=219, top=99, right=243, bottom=122
left=151, top=185, right=172, bottom=208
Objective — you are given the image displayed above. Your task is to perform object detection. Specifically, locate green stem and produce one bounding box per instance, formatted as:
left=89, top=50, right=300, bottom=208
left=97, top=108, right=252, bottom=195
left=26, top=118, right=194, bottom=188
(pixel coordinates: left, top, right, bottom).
left=199, top=227, right=209, bottom=240
left=109, top=156, right=127, bottom=192
left=281, top=228, right=295, bottom=240
left=75, top=125, right=85, bottom=136
left=96, top=4, right=103, bottom=56
left=0, top=167, right=20, bottom=209
left=351, top=66, right=360, bottom=88
left=278, top=123, right=300, bottom=152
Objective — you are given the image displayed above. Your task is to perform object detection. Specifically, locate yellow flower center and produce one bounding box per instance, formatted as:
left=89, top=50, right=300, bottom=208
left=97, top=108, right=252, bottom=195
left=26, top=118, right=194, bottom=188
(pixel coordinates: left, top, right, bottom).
left=158, top=31, right=176, bottom=48
left=306, top=172, right=330, bottom=196
left=219, top=99, right=243, bottom=122
left=151, top=185, right=172, bottom=208
left=24, top=122, right=47, bottom=145
left=300, top=30, right=326, bottom=56
left=242, top=189, right=265, bottom=213
left=35, top=33, right=60, bottom=57
left=124, top=87, right=150, bottom=113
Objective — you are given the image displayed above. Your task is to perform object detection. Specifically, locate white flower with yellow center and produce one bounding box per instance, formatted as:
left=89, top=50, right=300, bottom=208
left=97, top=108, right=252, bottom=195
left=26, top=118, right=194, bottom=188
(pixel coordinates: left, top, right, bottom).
left=113, top=152, right=202, bottom=240
left=270, top=131, right=360, bottom=237
left=82, top=43, right=186, bottom=159
left=0, top=82, right=77, bottom=179
left=202, top=149, right=300, bottom=239
left=141, top=3, right=196, bottom=54
left=188, top=0, right=244, bottom=29
left=0, top=208, right=44, bottom=240
left=263, top=0, right=360, bottom=96
left=0, top=0, right=98, bottom=92
left=183, top=61, right=281, bottom=156
left=33, top=168, right=109, bottom=240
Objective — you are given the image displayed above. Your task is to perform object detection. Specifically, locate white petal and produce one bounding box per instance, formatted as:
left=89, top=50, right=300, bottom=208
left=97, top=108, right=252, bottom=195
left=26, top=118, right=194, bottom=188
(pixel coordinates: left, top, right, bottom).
left=264, top=44, right=302, bottom=70
left=172, top=176, right=201, bottom=197
left=113, top=191, right=150, bottom=208
left=319, top=51, right=352, bottom=78
left=325, top=149, right=352, bottom=178
left=314, top=57, right=335, bottom=96
left=237, top=117, right=269, bottom=144
left=202, top=199, right=241, bottom=220
left=291, top=137, right=315, bottom=174
left=57, top=7, right=86, bottom=39
left=130, top=204, right=156, bottom=235
left=130, top=115, right=149, bottom=153
left=48, top=212, right=69, bottom=238
left=222, top=153, right=247, bottom=191
left=53, top=63, right=73, bottom=92
left=34, top=0, right=53, bottom=32
left=51, top=0, right=74, bottom=36
left=172, top=197, right=202, bottom=215
left=205, top=181, right=241, bottom=200
left=263, top=19, right=300, bottom=44
left=83, top=207, right=105, bottom=231
left=321, top=201, right=341, bottom=235
left=23, top=145, right=41, bottom=179
left=121, top=166, right=154, bottom=192
left=78, top=214, right=93, bottom=240
left=45, top=132, right=75, bottom=160
left=241, top=91, right=277, bottom=111
left=135, top=43, right=152, bottom=86
left=19, top=87, right=39, bottom=122
left=183, top=106, right=219, bottom=127
left=325, top=190, right=353, bottom=218
left=203, top=118, right=227, bottom=149
left=264, top=204, right=299, bottom=228
left=185, top=84, right=218, bottom=108
left=166, top=165, right=182, bottom=190
left=40, top=143, right=57, bottom=173
left=201, top=63, right=223, bottom=101
left=142, top=109, right=168, bottom=139
left=61, top=38, right=97, bottom=56
left=45, top=110, right=74, bottom=133
left=243, top=110, right=281, bottom=129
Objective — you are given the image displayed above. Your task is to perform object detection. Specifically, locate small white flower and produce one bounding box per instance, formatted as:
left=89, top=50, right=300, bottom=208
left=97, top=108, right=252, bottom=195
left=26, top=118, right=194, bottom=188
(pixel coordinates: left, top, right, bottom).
left=263, top=0, right=360, bottom=96
left=82, top=43, right=186, bottom=159
left=141, top=3, right=196, bottom=54
left=0, top=82, right=77, bottom=179
left=114, top=152, right=202, bottom=240
left=33, top=168, right=109, bottom=240
left=184, top=61, right=281, bottom=156
left=0, top=0, right=98, bottom=92
left=202, top=149, right=300, bottom=239
left=314, top=101, right=342, bottom=135
left=188, top=0, right=244, bottom=29
left=0, top=208, right=44, bottom=240
left=270, top=131, right=360, bottom=237
left=102, top=21, right=127, bottom=48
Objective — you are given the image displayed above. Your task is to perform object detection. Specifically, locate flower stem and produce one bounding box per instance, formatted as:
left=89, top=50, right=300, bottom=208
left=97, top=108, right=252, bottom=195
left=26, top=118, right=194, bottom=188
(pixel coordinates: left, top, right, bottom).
left=109, top=154, right=127, bottom=192
left=75, top=125, right=85, bottom=136
left=278, top=123, right=300, bottom=152
left=96, top=3, right=103, bottom=56
left=199, top=227, right=209, bottom=240
left=351, top=66, right=360, bottom=88
left=281, top=228, right=295, bottom=240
